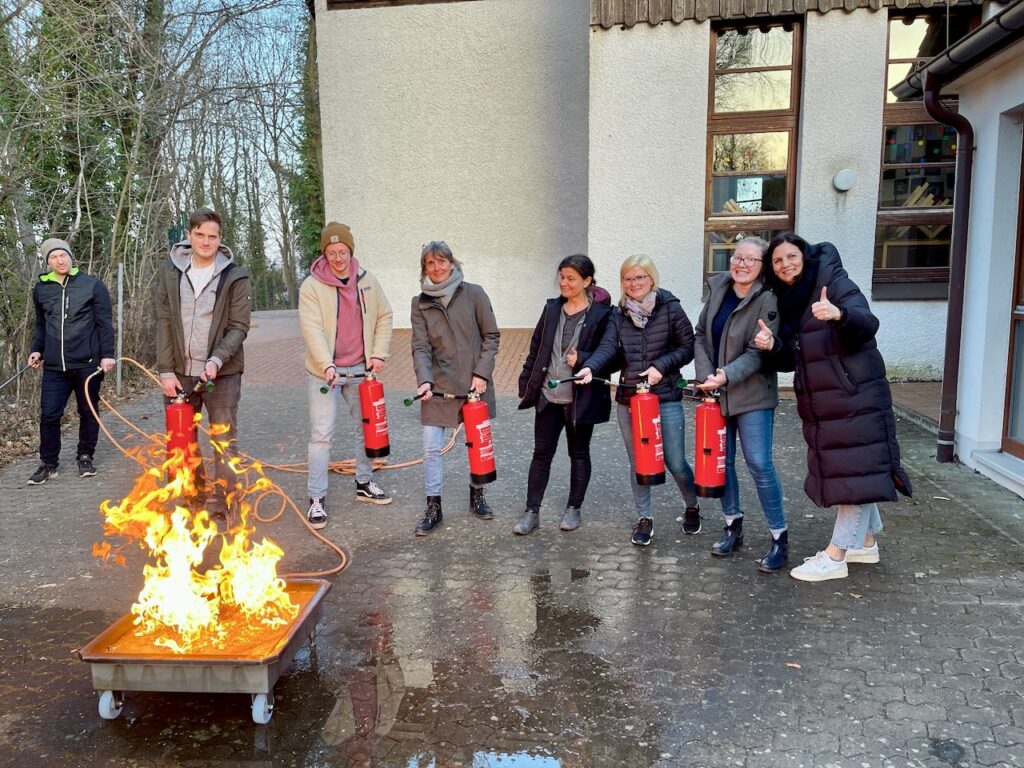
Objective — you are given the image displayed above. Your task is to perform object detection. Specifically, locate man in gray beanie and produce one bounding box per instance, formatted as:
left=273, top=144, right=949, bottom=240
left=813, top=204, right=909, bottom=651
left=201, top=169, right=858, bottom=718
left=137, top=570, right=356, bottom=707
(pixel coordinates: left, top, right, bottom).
left=27, top=238, right=116, bottom=484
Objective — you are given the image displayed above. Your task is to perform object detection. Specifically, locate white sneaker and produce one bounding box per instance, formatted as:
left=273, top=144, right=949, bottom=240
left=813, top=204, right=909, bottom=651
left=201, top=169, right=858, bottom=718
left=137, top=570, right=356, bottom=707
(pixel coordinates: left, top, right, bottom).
left=846, top=543, right=880, bottom=564
left=790, top=550, right=849, bottom=582
left=307, top=497, right=327, bottom=530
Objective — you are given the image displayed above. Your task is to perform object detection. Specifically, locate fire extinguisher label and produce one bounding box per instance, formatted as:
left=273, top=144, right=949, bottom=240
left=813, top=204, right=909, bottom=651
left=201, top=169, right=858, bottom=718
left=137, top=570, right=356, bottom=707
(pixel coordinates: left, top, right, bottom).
left=653, top=416, right=664, bottom=461
left=373, top=399, right=388, bottom=436
left=476, top=420, right=494, bottom=462
left=716, top=427, right=726, bottom=474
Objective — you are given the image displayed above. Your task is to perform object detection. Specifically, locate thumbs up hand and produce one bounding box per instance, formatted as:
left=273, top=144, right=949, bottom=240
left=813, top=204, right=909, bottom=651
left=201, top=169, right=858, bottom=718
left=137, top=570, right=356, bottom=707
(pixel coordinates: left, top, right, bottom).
left=753, top=318, right=774, bottom=351
left=811, top=286, right=841, bottom=322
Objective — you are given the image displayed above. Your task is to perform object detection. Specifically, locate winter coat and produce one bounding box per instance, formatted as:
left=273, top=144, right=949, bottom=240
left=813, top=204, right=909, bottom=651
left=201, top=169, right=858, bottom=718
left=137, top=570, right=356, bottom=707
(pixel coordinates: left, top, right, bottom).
left=31, top=269, right=115, bottom=372
left=693, top=274, right=780, bottom=418
left=410, top=282, right=500, bottom=428
left=517, top=296, right=616, bottom=425
left=299, top=265, right=393, bottom=377
left=155, top=242, right=251, bottom=378
left=584, top=288, right=695, bottom=405
left=767, top=242, right=912, bottom=508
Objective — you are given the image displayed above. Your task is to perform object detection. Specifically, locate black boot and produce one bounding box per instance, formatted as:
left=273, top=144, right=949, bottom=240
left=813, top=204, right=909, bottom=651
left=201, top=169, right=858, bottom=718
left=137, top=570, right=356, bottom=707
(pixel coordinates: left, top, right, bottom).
left=711, top=517, right=744, bottom=557
left=415, top=496, right=443, bottom=536
left=758, top=530, right=788, bottom=573
left=469, top=486, right=493, bottom=520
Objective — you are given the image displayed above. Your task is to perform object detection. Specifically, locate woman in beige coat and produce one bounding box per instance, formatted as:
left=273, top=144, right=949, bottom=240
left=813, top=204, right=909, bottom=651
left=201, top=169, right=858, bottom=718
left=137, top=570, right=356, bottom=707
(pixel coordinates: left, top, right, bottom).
left=410, top=241, right=500, bottom=536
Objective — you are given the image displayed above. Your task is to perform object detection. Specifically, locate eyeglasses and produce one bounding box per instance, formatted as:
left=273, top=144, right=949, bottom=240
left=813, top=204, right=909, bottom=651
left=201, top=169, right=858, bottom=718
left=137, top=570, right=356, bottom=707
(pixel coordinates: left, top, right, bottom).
left=421, top=240, right=449, bottom=254
left=730, top=255, right=762, bottom=266
left=622, top=274, right=651, bottom=285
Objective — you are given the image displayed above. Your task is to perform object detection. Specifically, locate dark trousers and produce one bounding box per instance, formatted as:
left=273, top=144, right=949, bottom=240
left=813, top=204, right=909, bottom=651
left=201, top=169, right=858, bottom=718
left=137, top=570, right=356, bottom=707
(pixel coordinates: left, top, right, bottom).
left=39, top=367, right=103, bottom=468
left=526, top=401, right=595, bottom=510
left=165, top=373, right=242, bottom=506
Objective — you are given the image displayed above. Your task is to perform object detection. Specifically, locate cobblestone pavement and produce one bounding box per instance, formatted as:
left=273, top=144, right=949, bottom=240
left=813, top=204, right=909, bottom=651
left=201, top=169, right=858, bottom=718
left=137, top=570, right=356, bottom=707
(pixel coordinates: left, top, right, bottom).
left=1, top=311, right=1022, bottom=768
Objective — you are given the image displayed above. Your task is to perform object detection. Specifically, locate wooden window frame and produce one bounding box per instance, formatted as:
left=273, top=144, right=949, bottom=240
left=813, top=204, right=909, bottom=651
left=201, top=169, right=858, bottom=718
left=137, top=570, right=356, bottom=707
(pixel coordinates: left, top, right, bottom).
left=1001, top=130, right=1024, bottom=459
left=872, top=9, right=979, bottom=297
left=705, top=20, right=802, bottom=276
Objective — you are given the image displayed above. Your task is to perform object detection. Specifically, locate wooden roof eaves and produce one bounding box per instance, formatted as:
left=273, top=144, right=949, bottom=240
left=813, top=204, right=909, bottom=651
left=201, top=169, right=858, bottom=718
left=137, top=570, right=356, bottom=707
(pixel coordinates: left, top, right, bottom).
left=592, top=0, right=998, bottom=28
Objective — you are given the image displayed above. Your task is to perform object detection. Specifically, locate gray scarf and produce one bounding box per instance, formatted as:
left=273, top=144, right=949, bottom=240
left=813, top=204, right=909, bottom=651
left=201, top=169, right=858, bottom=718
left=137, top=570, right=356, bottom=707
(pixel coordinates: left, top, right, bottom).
left=421, top=266, right=464, bottom=306
left=625, top=291, right=657, bottom=329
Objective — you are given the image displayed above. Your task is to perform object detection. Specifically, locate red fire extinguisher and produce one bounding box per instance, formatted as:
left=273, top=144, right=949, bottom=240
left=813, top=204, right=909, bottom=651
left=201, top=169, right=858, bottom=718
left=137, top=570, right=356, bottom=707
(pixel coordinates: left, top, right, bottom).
left=359, top=372, right=390, bottom=458
left=630, top=382, right=666, bottom=486
left=694, top=394, right=727, bottom=498
left=462, top=390, right=496, bottom=484
left=165, top=392, right=197, bottom=481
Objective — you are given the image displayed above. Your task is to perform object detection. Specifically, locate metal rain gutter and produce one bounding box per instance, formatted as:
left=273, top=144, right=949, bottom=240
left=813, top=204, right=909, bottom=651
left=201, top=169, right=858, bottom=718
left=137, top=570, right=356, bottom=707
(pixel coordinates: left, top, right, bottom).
left=891, top=0, right=1024, bottom=463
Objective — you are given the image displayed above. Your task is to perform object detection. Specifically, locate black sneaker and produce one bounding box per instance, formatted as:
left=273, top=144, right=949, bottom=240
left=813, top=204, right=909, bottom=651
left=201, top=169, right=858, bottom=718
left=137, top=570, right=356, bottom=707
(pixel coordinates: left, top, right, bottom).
left=682, top=505, right=701, bottom=534
left=27, top=464, right=58, bottom=485
left=307, top=497, right=328, bottom=530
left=355, top=480, right=392, bottom=505
left=77, top=455, right=97, bottom=478
left=631, top=517, right=654, bottom=546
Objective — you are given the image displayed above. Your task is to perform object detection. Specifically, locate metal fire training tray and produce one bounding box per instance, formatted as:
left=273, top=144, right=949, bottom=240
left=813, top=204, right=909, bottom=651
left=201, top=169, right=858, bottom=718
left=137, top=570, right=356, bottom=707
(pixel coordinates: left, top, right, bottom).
left=77, top=578, right=331, bottom=724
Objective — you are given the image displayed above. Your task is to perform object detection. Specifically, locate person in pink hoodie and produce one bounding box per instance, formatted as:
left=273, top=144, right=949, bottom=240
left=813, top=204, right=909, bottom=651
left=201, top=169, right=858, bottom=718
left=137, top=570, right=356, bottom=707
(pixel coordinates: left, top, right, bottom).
left=299, top=222, right=394, bottom=529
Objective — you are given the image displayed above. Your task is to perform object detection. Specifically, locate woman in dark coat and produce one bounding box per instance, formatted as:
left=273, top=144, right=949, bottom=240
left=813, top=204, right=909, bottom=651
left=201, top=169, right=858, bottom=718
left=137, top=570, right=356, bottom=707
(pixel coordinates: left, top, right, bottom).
left=759, top=233, right=912, bottom=582
left=410, top=240, right=500, bottom=536
left=579, top=254, right=700, bottom=547
left=514, top=254, right=616, bottom=535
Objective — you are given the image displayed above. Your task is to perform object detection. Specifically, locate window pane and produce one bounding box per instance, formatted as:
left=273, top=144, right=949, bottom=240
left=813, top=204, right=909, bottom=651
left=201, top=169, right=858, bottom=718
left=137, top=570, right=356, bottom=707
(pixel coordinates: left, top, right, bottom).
left=874, top=223, right=951, bottom=269
left=713, top=132, right=788, bottom=172
left=886, top=62, right=919, bottom=102
left=884, top=124, right=957, bottom=165
left=888, top=14, right=976, bottom=60
left=716, top=27, right=793, bottom=69
left=712, top=174, right=787, bottom=214
left=879, top=166, right=954, bottom=208
left=706, top=229, right=777, bottom=273
left=714, top=71, right=791, bottom=112
left=1009, top=320, right=1024, bottom=442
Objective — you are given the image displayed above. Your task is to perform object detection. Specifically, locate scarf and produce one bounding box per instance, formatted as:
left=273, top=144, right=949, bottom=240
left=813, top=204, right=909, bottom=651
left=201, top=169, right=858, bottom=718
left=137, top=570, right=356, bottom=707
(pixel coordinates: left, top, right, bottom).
left=772, top=256, right=820, bottom=344
left=421, top=266, right=464, bottom=306
left=624, top=290, right=657, bottom=329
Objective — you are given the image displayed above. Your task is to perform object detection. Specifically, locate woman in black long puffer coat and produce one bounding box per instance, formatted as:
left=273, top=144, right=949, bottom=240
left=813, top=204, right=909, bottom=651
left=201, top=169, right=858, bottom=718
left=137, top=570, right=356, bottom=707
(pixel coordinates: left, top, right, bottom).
left=759, top=233, right=912, bottom=583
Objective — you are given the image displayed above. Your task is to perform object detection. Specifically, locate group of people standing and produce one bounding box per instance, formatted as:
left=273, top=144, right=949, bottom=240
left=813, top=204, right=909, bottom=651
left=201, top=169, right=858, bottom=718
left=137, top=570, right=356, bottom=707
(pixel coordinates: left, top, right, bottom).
left=25, top=211, right=911, bottom=583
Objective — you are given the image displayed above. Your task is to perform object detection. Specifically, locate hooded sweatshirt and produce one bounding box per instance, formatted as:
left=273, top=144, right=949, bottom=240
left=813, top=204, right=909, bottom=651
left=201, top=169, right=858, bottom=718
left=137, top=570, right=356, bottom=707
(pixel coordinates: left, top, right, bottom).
left=311, top=254, right=364, bottom=368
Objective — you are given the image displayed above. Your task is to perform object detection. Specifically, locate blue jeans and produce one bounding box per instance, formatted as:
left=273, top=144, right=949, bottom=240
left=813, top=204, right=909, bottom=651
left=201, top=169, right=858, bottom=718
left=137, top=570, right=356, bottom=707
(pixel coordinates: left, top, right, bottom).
left=423, top=425, right=485, bottom=496
left=39, top=367, right=103, bottom=467
left=832, top=503, right=883, bottom=549
left=721, top=408, right=786, bottom=531
left=308, top=369, right=373, bottom=498
left=617, top=400, right=697, bottom=519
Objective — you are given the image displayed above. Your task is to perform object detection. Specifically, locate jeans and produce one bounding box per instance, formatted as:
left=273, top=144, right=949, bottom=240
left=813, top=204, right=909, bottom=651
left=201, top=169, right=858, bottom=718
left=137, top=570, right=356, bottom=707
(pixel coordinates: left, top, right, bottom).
left=39, top=367, right=104, bottom=467
left=308, top=368, right=373, bottom=498
left=169, top=372, right=242, bottom=503
left=423, top=425, right=485, bottom=496
left=831, top=503, right=883, bottom=550
left=617, top=400, right=697, bottom=519
left=526, top=401, right=595, bottom=509
left=721, top=408, right=786, bottom=531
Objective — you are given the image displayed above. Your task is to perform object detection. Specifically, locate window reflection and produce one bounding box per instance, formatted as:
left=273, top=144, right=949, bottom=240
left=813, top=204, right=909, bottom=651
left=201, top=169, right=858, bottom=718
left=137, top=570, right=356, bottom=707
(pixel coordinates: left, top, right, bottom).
left=886, top=12, right=977, bottom=102
left=716, top=27, right=793, bottom=69
left=713, top=132, right=788, bottom=172
left=715, top=71, right=791, bottom=112
left=873, top=223, right=951, bottom=269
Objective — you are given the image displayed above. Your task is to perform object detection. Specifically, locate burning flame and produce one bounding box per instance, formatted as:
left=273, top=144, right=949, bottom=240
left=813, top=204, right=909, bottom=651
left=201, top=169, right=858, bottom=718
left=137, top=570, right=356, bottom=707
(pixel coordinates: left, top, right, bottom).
left=95, top=420, right=297, bottom=653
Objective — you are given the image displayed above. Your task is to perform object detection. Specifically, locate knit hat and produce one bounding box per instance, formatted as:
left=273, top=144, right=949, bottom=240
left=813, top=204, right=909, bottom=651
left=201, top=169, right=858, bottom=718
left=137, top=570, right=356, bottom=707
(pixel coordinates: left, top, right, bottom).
left=320, top=222, right=355, bottom=255
left=40, top=238, right=74, bottom=262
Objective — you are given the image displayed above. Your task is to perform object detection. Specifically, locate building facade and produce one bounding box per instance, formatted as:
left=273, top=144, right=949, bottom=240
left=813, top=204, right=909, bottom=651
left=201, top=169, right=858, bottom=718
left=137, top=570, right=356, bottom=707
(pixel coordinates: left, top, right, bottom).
left=317, top=0, right=1022, bottom=494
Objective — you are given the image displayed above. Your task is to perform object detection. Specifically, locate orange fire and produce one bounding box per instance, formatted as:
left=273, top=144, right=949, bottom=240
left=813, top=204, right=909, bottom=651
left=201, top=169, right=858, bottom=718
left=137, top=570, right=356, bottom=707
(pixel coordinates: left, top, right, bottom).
left=95, top=422, right=297, bottom=653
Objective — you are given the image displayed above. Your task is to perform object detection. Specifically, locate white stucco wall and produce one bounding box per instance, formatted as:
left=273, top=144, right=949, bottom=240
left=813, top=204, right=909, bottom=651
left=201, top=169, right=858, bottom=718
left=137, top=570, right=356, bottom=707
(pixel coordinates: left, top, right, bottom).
left=315, top=0, right=590, bottom=328
left=796, top=9, right=946, bottom=379
left=588, top=22, right=710, bottom=376
left=950, top=54, right=1024, bottom=473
